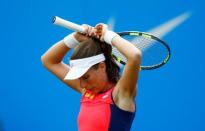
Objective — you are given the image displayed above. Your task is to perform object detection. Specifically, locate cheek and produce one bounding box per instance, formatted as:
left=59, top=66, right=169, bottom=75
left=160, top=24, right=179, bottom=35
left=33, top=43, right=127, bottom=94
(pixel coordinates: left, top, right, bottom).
left=87, top=69, right=105, bottom=88
left=93, top=74, right=104, bottom=86
left=88, top=75, right=100, bottom=87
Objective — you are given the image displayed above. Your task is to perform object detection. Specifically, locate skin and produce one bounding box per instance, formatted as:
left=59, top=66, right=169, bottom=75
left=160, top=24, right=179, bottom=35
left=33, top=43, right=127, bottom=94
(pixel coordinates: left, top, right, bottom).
left=80, top=62, right=115, bottom=94
left=41, top=24, right=141, bottom=112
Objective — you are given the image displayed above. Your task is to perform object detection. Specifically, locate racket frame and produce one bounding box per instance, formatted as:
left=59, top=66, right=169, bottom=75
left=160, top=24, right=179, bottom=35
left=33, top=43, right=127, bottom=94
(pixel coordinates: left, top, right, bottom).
left=115, top=31, right=171, bottom=70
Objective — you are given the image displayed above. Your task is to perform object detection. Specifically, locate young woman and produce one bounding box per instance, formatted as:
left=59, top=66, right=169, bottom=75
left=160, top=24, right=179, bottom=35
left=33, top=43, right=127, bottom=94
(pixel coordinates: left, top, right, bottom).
left=41, top=23, right=141, bottom=131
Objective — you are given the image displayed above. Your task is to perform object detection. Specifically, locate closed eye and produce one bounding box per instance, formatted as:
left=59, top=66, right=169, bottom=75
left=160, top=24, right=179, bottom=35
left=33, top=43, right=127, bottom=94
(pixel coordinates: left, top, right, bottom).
left=82, top=75, right=89, bottom=81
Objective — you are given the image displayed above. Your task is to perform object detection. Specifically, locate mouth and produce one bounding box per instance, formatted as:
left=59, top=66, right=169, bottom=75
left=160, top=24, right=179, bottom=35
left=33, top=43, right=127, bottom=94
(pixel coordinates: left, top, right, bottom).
left=85, top=86, right=94, bottom=91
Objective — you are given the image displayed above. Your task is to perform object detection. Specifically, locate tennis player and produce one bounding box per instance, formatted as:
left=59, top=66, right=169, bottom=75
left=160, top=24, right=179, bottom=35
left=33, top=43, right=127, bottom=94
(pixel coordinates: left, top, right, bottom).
left=41, top=23, right=141, bottom=131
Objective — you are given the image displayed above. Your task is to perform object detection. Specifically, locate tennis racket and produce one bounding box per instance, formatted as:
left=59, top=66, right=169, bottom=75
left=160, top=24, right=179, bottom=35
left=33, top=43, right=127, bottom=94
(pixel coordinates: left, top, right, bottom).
left=52, top=16, right=171, bottom=70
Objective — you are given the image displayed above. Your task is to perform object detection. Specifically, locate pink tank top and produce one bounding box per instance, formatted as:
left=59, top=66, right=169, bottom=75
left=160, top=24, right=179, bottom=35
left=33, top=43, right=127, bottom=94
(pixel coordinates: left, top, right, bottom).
left=77, top=87, right=135, bottom=131
left=78, top=88, right=113, bottom=131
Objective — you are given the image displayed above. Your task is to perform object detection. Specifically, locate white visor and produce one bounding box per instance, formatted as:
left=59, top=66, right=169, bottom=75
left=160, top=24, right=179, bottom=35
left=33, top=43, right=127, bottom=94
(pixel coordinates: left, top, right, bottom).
left=64, top=54, right=105, bottom=80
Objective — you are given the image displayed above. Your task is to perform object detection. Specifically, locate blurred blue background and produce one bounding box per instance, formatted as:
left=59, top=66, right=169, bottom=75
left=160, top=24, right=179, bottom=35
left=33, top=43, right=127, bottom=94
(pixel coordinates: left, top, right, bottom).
left=0, top=0, right=205, bottom=130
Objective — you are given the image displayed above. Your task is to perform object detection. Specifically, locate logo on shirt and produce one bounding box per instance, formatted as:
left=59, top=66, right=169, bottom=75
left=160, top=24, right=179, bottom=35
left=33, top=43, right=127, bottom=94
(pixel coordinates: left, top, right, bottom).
left=102, top=94, right=108, bottom=99
left=85, top=92, right=95, bottom=99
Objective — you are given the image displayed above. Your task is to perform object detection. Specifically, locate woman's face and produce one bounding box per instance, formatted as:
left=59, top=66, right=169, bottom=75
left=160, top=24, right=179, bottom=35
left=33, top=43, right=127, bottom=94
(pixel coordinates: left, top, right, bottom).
left=79, top=62, right=108, bottom=94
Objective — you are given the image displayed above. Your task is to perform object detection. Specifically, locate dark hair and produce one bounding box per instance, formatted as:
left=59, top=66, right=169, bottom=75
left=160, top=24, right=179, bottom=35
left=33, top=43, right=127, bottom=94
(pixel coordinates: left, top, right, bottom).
left=70, top=37, right=120, bottom=83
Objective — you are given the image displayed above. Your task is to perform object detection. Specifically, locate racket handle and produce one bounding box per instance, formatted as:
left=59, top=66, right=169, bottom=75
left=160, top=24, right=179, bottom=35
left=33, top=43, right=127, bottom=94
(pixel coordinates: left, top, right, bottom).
left=52, top=16, right=86, bottom=33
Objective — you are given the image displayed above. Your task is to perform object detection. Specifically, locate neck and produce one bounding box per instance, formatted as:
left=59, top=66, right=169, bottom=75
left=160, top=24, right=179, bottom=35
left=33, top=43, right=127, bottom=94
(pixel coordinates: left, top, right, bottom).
left=99, top=82, right=115, bottom=94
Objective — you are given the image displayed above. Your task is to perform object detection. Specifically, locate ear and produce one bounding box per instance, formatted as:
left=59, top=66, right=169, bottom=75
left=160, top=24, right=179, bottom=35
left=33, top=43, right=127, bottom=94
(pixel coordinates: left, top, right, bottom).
left=98, top=62, right=106, bottom=71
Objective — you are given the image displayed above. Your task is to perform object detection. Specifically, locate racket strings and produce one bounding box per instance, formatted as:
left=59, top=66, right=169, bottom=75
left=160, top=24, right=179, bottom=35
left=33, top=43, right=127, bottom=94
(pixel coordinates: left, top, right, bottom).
left=112, top=35, right=168, bottom=67
left=131, top=36, right=156, bottom=51
left=112, top=36, right=157, bottom=62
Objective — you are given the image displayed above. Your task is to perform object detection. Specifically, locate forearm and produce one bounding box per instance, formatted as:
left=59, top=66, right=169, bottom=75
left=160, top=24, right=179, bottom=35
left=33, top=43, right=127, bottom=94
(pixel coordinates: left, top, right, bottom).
left=112, top=36, right=142, bottom=63
left=41, top=30, right=91, bottom=67
left=41, top=40, right=70, bottom=66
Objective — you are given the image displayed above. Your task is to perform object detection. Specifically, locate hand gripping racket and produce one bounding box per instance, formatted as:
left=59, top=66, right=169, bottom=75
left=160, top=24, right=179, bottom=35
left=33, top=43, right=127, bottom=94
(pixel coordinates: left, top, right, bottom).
left=53, top=16, right=171, bottom=70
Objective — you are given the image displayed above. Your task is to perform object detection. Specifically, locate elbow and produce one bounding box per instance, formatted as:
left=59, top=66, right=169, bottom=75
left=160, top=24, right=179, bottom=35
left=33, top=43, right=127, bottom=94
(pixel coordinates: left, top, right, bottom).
left=41, top=54, right=61, bottom=69
left=134, top=52, right=142, bottom=65
left=131, top=48, right=142, bottom=63
left=136, top=49, right=142, bottom=59
left=41, top=55, right=46, bottom=66
left=41, top=54, right=50, bottom=68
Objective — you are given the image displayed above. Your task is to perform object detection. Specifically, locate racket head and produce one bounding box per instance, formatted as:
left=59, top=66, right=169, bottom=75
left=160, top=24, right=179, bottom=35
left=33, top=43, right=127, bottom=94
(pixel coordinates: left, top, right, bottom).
left=112, top=31, right=171, bottom=70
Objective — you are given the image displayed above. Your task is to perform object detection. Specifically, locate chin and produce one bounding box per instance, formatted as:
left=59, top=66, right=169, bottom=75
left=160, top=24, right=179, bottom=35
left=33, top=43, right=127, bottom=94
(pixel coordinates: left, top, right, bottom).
left=90, top=88, right=100, bottom=94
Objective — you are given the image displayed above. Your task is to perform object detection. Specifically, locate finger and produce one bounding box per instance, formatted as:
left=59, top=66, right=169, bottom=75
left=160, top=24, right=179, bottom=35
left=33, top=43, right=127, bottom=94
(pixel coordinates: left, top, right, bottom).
left=88, top=27, right=95, bottom=36
left=95, top=25, right=102, bottom=36
left=95, top=23, right=108, bottom=30
left=96, top=24, right=102, bottom=29
left=81, top=24, right=93, bottom=36
left=84, top=25, right=94, bottom=37
left=94, top=23, right=107, bottom=40
left=91, top=28, right=97, bottom=37
left=81, top=24, right=89, bottom=33
left=95, top=30, right=102, bottom=39
left=95, top=23, right=107, bottom=35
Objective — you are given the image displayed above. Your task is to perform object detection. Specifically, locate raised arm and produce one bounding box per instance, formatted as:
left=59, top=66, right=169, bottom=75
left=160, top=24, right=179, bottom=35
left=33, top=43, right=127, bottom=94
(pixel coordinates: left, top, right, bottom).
left=112, top=36, right=141, bottom=97
left=41, top=27, right=93, bottom=93
left=95, top=24, right=142, bottom=112
left=41, top=39, right=83, bottom=93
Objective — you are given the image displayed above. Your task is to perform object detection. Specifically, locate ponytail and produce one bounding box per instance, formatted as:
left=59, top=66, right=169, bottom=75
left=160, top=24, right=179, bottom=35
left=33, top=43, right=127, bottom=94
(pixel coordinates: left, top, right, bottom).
left=71, top=37, right=120, bottom=83
left=97, top=38, right=120, bottom=83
